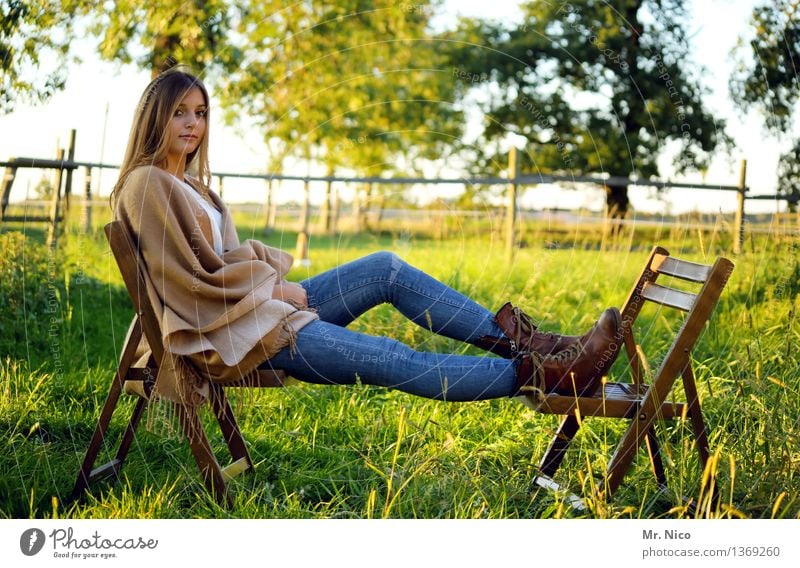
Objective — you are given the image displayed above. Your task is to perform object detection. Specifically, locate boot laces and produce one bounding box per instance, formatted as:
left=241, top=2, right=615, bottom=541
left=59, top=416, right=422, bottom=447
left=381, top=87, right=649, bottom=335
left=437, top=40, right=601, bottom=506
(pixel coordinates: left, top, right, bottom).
left=544, top=340, right=584, bottom=365
left=511, top=306, right=550, bottom=350
left=516, top=351, right=546, bottom=400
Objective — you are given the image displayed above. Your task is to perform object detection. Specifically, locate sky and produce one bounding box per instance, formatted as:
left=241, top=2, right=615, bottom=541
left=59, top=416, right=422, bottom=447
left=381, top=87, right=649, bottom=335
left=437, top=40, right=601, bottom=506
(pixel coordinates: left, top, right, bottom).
left=0, top=0, right=791, bottom=215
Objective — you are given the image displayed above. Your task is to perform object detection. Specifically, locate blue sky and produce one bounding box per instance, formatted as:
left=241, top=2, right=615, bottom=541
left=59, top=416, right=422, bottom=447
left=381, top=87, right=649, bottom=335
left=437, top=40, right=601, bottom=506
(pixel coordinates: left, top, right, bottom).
left=0, top=0, right=790, bottom=214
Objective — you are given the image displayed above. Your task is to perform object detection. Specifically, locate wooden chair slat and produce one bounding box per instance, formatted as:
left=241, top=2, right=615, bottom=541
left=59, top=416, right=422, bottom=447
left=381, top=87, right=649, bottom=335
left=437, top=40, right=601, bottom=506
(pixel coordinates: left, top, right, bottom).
left=641, top=281, right=696, bottom=312
left=536, top=383, right=686, bottom=420
left=652, top=253, right=712, bottom=283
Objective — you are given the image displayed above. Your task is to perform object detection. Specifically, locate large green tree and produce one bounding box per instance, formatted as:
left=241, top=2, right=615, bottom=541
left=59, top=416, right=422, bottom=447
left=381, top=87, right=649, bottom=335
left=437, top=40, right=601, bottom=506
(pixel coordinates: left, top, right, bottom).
left=447, top=0, right=729, bottom=218
left=220, top=1, right=463, bottom=194
left=83, top=0, right=241, bottom=78
left=731, top=0, right=800, bottom=210
left=1, top=1, right=240, bottom=113
left=0, top=0, right=82, bottom=114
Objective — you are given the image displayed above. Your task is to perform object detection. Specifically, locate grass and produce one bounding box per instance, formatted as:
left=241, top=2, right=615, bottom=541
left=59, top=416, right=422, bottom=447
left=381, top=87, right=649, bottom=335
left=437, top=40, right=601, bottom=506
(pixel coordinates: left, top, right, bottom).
left=0, top=206, right=798, bottom=519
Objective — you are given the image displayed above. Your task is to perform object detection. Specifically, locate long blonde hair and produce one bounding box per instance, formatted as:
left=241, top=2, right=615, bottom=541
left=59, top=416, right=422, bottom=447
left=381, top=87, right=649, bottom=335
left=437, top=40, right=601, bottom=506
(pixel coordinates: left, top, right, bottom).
left=111, top=67, right=212, bottom=210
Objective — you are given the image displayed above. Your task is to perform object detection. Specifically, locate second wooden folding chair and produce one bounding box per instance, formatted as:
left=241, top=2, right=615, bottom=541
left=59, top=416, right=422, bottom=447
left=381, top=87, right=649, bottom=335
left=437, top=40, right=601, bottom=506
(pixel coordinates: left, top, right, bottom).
left=529, top=246, right=734, bottom=507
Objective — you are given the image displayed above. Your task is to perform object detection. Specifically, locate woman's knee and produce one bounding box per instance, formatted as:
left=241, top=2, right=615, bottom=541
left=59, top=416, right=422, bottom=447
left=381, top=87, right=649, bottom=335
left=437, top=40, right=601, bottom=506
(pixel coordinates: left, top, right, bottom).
left=364, top=250, right=404, bottom=278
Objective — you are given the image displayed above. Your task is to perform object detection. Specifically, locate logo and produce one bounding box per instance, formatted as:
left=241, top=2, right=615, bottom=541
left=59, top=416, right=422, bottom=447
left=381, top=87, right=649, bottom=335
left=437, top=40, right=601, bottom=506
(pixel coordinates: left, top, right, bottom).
left=20, top=528, right=46, bottom=556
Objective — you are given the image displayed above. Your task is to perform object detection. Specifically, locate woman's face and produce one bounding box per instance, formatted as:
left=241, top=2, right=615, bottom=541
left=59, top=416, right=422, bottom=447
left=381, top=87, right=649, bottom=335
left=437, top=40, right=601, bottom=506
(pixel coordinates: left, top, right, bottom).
left=166, top=87, right=207, bottom=162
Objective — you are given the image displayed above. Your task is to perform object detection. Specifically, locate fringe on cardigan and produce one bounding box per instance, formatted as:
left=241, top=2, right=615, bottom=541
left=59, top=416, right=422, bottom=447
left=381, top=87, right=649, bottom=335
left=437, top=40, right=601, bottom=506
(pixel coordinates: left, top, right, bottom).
left=141, top=308, right=311, bottom=442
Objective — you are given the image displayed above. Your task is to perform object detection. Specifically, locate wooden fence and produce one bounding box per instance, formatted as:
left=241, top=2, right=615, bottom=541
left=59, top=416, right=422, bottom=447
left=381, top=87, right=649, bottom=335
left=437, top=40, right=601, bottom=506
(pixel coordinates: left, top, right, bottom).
left=2, top=130, right=798, bottom=258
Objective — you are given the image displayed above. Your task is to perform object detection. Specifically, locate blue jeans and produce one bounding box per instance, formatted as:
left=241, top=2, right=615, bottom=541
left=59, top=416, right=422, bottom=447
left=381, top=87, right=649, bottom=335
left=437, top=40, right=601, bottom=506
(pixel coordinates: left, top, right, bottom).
left=263, top=251, right=516, bottom=401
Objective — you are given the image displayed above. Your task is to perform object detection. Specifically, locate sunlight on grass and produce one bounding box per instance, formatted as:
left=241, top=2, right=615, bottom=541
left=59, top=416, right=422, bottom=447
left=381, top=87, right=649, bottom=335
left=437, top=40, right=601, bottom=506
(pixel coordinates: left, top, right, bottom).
left=1, top=215, right=798, bottom=519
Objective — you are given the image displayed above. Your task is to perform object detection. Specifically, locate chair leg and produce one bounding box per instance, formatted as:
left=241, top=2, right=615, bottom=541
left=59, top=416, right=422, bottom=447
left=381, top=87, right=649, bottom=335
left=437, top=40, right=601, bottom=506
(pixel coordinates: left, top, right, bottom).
left=174, top=403, right=232, bottom=508
left=681, top=365, right=718, bottom=507
left=71, top=370, right=124, bottom=500
left=210, top=384, right=252, bottom=467
left=538, top=415, right=582, bottom=478
left=114, top=397, right=148, bottom=465
left=681, top=366, right=711, bottom=468
left=645, top=427, right=667, bottom=488
left=71, top=319, right=144, bottom=501
left=605, top=383, right=675, bottom=498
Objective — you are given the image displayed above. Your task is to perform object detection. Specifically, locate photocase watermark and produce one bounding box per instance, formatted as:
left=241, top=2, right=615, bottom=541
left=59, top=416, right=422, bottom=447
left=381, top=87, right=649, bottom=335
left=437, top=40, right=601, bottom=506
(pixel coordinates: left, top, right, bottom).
left=199, top=11, right=223, bottom=31
left=317, top=322, right=409, bottom=365
left=452, top=67, right=489, bottom=84
left=19, top=527, right=158, bottom=559
left=774, top=242, right=798, bottom=299
left=189, top=222, right=204, bottom=292
left=400, top=3, right=434, bottom=16
left=518, top=95, right=574, bottom=169
left=652, top=54, right=692, bottom=140
left=553, top=2, right=630, bottom=73
left=44, top=241, right=65, bottom=387
left=331, top=134, right=369, bottom=156
left=551, top=1, right=693, bottom=137
left=20, top=528, right=46, bottom=556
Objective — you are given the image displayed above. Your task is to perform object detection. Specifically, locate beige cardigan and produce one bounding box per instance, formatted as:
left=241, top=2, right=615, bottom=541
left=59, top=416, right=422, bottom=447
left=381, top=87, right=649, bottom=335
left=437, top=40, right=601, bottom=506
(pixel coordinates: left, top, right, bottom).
left=114, top=165, right=318, bottom=405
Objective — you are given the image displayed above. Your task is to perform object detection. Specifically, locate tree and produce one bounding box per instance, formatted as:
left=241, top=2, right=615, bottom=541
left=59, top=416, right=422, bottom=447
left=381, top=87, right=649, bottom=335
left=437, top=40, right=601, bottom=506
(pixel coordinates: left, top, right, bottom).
left=83, top=0, right=242, bottom=78
left=731, top=0, right=800, bottom=211
left=2, top=1, right=240, bottom=113
left=0, top=0, right=81, bottom=114
left=219, top=0, right=463, bottom=231
left=446, top=0, right=729, bottom=219
left=32, top=175, right=53, bottom=201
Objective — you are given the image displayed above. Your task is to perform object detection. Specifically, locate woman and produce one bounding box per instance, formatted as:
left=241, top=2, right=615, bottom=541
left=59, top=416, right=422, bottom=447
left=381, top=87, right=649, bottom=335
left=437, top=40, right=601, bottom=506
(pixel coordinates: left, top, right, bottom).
left=112, top=67, right=622, bottom=408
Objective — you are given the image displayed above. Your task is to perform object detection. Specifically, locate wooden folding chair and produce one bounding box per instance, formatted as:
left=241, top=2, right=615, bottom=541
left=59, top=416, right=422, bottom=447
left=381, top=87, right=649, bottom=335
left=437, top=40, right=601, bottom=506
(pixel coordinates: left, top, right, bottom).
left=71, top=221, right=288, bottom=508
left=530, top=246, right=734, bottom=506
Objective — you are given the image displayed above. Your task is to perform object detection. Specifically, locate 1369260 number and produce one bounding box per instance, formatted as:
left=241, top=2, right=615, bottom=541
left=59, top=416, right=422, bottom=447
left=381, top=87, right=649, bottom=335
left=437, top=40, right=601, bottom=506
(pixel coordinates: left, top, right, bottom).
left=736, top=546, right=780, bottom=557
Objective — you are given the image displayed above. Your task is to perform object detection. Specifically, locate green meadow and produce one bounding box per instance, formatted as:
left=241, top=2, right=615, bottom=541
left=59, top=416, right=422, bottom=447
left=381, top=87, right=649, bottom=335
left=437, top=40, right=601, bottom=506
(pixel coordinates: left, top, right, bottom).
left=1, top=207, right=798, bottom=519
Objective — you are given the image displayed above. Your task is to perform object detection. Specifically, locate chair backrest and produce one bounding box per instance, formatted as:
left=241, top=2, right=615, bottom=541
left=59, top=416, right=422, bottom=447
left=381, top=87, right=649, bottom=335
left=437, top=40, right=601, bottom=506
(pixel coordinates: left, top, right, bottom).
left=619, top=246, right=734, bottom=386
left=104, top=220, right=287, bottom=389
left=105, top=220, right=166, bottom=365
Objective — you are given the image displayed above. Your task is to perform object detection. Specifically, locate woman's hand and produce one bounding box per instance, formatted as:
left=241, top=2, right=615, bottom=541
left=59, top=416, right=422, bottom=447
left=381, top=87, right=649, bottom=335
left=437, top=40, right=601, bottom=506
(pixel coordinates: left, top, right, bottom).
left=271, top=281, right=308, bottom=309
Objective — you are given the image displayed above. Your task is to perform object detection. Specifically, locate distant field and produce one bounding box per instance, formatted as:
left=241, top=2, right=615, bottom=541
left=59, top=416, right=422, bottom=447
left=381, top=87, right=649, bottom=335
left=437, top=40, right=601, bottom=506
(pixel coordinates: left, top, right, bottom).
left=1, top=208, right=798, bottom=519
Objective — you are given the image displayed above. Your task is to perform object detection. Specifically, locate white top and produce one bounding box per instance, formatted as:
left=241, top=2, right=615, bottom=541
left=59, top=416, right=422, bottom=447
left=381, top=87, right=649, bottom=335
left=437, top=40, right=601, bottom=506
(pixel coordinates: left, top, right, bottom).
left=171, top=174, right=224, bottom=256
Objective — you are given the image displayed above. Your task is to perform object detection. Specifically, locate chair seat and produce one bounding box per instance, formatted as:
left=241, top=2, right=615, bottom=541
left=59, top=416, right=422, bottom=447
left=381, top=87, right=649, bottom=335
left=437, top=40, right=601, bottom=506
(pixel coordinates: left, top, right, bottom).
left=123, top=367, right=288, bottom=394
left=535, top=381, right=687, bottom=420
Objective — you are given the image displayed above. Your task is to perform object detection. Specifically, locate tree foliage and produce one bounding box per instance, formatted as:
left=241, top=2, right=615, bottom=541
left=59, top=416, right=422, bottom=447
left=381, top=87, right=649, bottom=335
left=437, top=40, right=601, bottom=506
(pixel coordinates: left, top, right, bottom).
left=219, top=0, right=463, bottom=178
left=0, top=0, right=79, bottom=114
left=83, top=0, right=242, bottom=79
left=731, top=0, right=800, bottom=209
left=446, top=0, right=730, bottom=217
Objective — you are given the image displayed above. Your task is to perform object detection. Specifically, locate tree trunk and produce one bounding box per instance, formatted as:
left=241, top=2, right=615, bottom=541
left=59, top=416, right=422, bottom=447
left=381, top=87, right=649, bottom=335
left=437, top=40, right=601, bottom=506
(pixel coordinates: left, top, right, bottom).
left=604, top=183, right=629, bottom=236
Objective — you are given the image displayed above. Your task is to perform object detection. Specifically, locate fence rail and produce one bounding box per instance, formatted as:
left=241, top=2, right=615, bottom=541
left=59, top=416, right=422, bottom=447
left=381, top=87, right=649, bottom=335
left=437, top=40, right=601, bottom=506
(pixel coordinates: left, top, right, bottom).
left=2, top=130, right=799, bottom=255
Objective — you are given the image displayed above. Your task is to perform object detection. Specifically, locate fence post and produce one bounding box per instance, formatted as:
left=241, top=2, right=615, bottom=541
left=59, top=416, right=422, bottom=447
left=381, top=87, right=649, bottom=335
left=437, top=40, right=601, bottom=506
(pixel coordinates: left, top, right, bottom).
left=295, top=178, right=311, bottom=266
left=505, top=147, right=519, bottom=261
left=1, top=158, right=17, bottom=221
left=352, top=184, right=362, bottom=233
left=331, top=183, right=340, bottom=234
left=82, top=166, right=92, bottom=233
left=320, top=176, right=334, bottom=234
left=363, top=181, right=373, bottom=231
left=734, top=159, right=747, bottom=255
left=217, top=175, right=224, bottom=199
left=47, top=149, right=65, bottom=248
left=264, top=178, right=274, bottom=234
left=64, top=129, right=76, bottom=221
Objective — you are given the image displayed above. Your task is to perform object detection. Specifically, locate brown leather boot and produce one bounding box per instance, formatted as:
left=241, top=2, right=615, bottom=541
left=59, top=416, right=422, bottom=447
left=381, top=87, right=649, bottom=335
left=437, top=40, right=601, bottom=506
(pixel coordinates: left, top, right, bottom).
left=475, top=302, right=580, bottom=357
left=512, top=307, right=623, bottom=398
